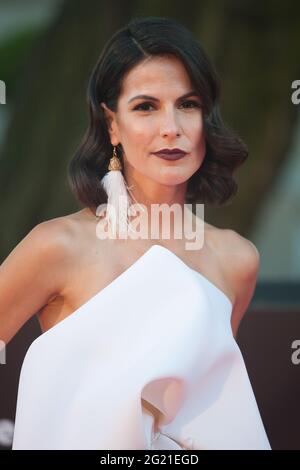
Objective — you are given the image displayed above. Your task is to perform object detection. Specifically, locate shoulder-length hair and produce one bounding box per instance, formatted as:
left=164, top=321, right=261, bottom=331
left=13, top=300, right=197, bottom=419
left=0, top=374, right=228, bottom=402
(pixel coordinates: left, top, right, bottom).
left=68, top=16, right=248, bottom=212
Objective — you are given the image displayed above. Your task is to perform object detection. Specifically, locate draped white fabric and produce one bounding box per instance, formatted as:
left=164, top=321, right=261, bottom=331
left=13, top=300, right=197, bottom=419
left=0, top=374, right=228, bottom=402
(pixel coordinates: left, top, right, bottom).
left=12, top=244, right=271, bottom=450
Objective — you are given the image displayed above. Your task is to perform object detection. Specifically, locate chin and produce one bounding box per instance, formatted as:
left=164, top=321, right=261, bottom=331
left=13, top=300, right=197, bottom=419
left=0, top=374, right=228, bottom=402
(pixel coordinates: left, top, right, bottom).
left=158, top=174, right=191, bottom=186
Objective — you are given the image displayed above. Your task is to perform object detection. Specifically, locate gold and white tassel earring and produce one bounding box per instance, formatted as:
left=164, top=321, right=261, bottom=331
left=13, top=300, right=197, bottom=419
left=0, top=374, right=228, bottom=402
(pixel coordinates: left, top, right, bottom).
left=100, top=145, right=132, bottom=238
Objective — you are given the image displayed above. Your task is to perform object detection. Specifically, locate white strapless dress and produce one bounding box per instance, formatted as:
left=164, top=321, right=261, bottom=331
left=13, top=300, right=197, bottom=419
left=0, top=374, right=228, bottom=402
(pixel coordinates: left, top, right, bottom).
left=12, top=244, right=271, bottom=450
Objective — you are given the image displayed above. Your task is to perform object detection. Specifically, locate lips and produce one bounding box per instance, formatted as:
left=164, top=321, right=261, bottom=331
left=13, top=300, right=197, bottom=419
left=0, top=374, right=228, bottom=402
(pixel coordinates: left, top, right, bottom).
left=153, top=148, right=187, bottom=155
left=153, top=153, right=186, bottom=161
left=152, top=148, right=187, bottom=160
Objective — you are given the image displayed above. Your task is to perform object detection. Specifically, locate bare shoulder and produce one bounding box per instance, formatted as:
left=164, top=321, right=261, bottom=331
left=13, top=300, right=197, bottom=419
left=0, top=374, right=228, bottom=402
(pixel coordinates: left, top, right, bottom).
left=31, top=209, right=96, bottom=270
left=0, top=213, right=81, bottom=344
left=222, top=228, right=259, bottom=273
left=28, top=214, right=77, bottom=258
left=1, top=215, right=77, bottom=279
left=208, top=226, right=260, bottom=278
left=208, top=226, right=260, bottom=337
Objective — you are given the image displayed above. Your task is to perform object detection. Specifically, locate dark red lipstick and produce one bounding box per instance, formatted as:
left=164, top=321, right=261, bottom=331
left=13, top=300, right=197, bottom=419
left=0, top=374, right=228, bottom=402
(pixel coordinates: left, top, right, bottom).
left=152, top=148, right=187, bottom=161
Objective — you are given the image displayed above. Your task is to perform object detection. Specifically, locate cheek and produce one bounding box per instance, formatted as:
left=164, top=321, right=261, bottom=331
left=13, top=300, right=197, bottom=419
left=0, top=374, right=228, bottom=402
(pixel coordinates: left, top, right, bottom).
left=122, top=122, right=152, bottom=149
left=198, top=133, right=206, bottom=164
left=199, top=129, right=206, bottom=151
left=189, top=118, right=205, bottom=151
left=120, top=126, right=152, bottom=169
left=187, top=110, right=203, bottom=132
left=191, top=126, right=206, bottom=169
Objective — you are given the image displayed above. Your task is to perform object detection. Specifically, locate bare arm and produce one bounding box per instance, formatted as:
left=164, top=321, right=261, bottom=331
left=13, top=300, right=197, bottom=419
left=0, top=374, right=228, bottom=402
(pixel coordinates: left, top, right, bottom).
left=0, top=219, right=72, bottom=345
left=225, top=231, right=260, bottom=338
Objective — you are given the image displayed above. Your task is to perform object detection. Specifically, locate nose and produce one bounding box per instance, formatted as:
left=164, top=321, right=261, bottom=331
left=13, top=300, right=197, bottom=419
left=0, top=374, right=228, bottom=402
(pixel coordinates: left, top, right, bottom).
left=159, top=108, right=181, bottom=137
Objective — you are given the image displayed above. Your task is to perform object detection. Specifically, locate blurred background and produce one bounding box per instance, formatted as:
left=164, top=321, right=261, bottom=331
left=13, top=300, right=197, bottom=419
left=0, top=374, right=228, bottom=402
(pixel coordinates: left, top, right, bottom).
left=0, top=0, right=299, bottom=450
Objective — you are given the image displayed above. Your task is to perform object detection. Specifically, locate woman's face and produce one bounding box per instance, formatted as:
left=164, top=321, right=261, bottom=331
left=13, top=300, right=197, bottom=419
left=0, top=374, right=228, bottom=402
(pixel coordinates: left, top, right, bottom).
left=101, top=54, right=206, bottom=195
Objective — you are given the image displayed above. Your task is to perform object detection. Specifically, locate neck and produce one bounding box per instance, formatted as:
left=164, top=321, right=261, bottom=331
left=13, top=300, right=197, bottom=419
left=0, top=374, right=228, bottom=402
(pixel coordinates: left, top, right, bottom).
left=125, top=183, right=197, bottom=243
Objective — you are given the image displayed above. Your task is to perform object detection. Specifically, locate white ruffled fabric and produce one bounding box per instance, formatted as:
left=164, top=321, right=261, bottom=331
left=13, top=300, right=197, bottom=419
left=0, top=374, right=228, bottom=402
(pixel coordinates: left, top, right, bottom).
left=12, top=245, right=271, bottom=450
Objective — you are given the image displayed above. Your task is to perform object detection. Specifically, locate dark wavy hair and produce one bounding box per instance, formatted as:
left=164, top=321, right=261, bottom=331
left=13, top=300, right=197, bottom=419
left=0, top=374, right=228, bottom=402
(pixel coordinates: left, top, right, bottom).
left=67, top=16, right=248, bottom=213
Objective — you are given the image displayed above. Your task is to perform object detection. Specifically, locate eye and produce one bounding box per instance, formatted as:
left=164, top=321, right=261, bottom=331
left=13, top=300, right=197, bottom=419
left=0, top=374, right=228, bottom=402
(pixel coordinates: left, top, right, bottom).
left=180, top=100, right=201, bottom=109
left=133, top=99, right=202, bottom=112
left=133, top=102, right=154, bottom=111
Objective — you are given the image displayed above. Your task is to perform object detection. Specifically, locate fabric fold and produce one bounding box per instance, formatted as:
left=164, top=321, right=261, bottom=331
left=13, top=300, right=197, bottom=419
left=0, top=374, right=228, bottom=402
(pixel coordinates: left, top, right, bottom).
left=12, top=244, right=271, bottom=450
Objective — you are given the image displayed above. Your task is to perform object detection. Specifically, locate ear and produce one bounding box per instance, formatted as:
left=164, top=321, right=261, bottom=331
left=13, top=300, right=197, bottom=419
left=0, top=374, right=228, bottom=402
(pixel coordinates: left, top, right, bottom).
left=100, top=102, right=119, bottom=146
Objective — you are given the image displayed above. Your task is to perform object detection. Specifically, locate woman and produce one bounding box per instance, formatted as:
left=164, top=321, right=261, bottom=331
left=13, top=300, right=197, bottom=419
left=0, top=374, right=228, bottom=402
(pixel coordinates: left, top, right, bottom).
left=1, top=16, right=271, bottom=449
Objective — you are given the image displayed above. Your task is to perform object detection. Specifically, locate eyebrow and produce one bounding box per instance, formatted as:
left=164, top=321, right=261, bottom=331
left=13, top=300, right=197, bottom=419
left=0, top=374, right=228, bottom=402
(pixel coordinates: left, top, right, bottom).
left=128, top=91, right=200, bottom=104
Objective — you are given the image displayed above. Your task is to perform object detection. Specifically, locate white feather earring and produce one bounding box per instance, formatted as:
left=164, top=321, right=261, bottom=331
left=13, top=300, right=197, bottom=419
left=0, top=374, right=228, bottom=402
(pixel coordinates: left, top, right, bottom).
left=100, top=145, right=133, bottom=238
